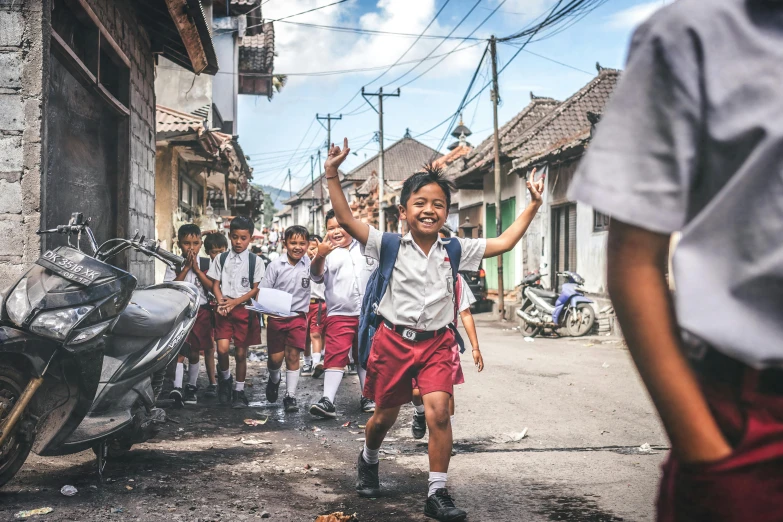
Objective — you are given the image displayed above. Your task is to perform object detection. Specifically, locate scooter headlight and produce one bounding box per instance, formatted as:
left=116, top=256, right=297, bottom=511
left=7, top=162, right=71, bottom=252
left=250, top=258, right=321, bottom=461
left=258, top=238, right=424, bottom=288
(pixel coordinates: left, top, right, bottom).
left=6, top=278, right=31, bottom=327
left=29, top=306, right=94, bottom=340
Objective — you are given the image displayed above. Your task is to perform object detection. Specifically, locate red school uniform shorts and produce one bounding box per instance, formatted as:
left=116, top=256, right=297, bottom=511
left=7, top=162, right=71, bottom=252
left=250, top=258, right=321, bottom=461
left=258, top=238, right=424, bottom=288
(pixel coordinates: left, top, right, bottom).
left=364, top=324, right=455, bottom=409
left=267, top=314, right=307, bottom=354
left=413, top=343, right=464, bottom=390
left=186, top=306, right=214, bottom=353
left=214, top=305, right=261, bottom=349
left=307, top=300, right=326, bottom=335
left=323, top=315, right=359, bottom=368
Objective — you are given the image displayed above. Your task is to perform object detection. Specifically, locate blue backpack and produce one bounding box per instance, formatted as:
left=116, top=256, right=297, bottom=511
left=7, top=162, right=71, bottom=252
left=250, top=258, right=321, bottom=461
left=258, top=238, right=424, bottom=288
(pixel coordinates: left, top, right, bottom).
left=357, top=233, right=465, bottom=369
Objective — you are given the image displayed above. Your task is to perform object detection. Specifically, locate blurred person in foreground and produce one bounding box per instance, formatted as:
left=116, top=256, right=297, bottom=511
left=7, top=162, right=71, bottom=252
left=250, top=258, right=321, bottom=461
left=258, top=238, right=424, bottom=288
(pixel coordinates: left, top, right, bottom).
left=569, top=1, right=783, bottom=521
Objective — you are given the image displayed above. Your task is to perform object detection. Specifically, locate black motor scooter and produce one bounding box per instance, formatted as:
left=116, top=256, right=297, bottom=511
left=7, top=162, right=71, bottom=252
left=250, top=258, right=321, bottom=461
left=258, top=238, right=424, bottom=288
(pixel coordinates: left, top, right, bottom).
left=0, top=213, right=198, bottom=487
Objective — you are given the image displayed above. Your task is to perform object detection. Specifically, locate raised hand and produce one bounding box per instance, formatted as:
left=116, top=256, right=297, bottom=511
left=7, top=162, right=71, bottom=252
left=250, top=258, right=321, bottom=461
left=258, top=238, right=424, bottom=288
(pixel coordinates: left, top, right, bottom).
left=324, top=138, right=351, bottom=173
left=526, top=167, right=544, bottom=205
left=189, top=251, right=200, bottom=273
left=316, top=237, right=338, bottom=258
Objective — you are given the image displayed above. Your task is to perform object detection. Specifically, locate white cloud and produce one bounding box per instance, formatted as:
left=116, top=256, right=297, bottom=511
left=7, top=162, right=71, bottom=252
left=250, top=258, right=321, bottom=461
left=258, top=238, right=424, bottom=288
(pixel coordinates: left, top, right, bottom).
left=607, top=1, right=670, bottom=30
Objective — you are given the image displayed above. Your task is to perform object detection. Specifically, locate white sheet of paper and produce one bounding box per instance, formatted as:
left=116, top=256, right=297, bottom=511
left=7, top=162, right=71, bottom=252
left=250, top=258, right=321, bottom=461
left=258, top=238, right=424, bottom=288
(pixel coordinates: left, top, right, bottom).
left=246, top=288, right=296, bottom=317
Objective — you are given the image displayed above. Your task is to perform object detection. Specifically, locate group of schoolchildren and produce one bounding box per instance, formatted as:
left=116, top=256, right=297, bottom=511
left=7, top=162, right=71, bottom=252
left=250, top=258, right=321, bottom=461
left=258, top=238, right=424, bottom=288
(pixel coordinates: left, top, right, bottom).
left=163, top=140, right=543, bottom=521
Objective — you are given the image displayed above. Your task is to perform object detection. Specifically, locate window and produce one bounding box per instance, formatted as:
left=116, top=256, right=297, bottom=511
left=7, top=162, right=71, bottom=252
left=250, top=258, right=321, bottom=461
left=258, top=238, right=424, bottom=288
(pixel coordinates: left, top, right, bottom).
left=594, top=210, right=610, bottom=232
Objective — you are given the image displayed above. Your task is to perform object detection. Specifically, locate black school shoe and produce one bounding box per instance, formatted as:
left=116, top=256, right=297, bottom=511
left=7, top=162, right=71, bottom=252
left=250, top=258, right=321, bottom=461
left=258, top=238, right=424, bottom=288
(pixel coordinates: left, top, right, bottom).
left=218, top=374, right=233, bottom=405
left=283, top=394, right=299, bottom=413
left=424, top=488, right=467, bottom=522
left=232, top=389, right=249, bottom=409
left=183, top=384, right=198, bottom=405
left=360, top=396, right=376, bottom=413
left=312, top=363, right=325, bottom=379
left=412, top=411, right=427, bottom=439
left=169, top=387, right=184, bottom=408
left=204, top=383, right=218, bottom=399
left=265, top=377, right=281, bottom=403
left=356, top=450, right=381, bottom=498
left=309, top=396, right=336, bottom=418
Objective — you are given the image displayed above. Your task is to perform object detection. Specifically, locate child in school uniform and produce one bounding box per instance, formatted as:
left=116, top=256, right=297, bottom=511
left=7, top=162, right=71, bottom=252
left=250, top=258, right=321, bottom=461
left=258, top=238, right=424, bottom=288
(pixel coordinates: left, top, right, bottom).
left=323, top=138, right=543, bottom=521
left=303, top=234, right=327, bottom=378
left=411, top=227, right=484, bottom=440
left=200, top=233, right=228, bottom=399
left=165, top=224, right=214, bottom=407
left=309, top=209, right=377, bottom=418
left=259, top=225, right=312, bottom=413
left=207, top=217, right=265, bottom=409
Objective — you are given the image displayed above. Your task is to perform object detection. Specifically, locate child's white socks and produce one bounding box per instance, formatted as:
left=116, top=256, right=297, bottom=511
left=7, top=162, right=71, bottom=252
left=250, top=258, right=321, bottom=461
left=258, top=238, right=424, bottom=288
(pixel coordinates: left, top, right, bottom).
left=286, top=369, right=300, bottom=396
left=187, top=362, right=199, bottom=387
left=174, top=362, right=184, bottom=388
left=428, top=472, right=448, bottom=497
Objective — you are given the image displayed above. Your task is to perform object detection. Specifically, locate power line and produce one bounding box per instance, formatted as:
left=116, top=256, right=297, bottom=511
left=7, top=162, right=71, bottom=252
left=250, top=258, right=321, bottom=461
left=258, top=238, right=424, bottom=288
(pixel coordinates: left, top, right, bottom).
left=500, top=42, right=593, bottom=75
left=275, top=20, right=485, bottom=40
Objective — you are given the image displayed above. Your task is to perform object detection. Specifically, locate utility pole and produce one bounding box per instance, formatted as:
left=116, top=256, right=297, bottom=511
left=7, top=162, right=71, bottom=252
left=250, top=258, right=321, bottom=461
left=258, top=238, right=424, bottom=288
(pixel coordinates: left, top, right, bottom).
left=317, top=113, right=343, bottom=153
left=362, top=87, right=400, bottom=232
left=490, top=36, right=505, bottom=318
left=310, top=155, right=316, bottom=233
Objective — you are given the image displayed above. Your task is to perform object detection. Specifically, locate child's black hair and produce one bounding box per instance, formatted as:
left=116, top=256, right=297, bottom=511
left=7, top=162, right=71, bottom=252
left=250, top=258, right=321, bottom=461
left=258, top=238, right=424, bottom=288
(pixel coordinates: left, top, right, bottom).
left=285, top=225, right=309, bottom=242
left=204, top=232, right=228, bottom=252
left=251, top=245, right=262, bottom=254
left=400, top=163, right=456, bottom=209
left=309, top=234, right=323, bottom=243
left=325, top=209, right=336, bottom=225
left=230, top=216, right=254, bottom=235
left=177, top=223, right=202, bottom=241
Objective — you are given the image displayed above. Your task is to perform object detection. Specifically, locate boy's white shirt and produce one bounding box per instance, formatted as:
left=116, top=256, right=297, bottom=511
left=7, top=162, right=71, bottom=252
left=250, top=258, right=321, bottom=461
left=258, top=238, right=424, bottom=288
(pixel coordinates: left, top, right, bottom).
left=164, top=263, right=208, bottom=306
left=363, top=227, right=486, bottom=331
left=458, top=274, right=476, bottom=313
left=310, top=279, right=326, bottom=301
left=311, top=239, right=375, bottom=317
left=259, top=255, right=312, bottom=313
left=207, top=249, right=265, bottom=299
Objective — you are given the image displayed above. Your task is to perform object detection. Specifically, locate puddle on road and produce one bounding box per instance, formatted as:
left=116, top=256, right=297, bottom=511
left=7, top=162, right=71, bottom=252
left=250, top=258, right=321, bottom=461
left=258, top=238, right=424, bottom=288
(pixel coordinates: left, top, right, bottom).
left=528, top=484, right=626, bottom=521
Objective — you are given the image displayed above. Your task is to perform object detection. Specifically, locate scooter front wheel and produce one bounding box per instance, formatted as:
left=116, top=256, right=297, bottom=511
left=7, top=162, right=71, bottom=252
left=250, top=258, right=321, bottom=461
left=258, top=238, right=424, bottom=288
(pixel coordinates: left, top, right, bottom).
left=0, top=365, right=35, bottom=488
left=519, top=303, right=541, bottom=338
left=566, top=303, right=596, bottom=337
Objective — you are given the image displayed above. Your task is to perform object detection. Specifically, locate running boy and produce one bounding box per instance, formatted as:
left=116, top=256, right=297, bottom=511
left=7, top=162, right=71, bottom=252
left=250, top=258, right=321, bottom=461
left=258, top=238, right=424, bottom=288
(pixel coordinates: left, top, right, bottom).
left=201, top=232, right=229, bottom=398
left=324, top=138, right=542, bottom=521
left=165, top=224, right=214, bottom=407
left=260, top=225, right=311, bottom=413
left=411, top=227, right=483, bottom=440
left=303, top=234, right=327, bottom=378
left=207, top=217, right=265, bottom=409
left=309, top=210, right=377, bottom=418
left=570, top=3, right=783, bottom=520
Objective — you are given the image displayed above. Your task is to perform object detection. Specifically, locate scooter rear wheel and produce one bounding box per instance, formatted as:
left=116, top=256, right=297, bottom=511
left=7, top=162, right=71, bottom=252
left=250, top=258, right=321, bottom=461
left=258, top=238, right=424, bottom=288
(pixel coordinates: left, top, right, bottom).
left=519, top=303, right=542, bottom=338
left=0, top=365, right=34, bottom=488
left=566, top=303, right=596, bottom=337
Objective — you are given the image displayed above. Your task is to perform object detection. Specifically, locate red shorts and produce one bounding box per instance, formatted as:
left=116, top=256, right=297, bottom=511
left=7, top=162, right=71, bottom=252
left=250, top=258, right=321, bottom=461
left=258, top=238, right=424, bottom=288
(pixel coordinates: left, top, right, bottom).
left=657, top=370, right=783, bottom=522
left=364, top=324, right=455, bottom=409
left=323, top=315, right=359, bottom=369
left=307, top=300, right=326, bottom=335
left=186, top=307, right=214, bottom=354
left=413, top=344, right=464, bottom=388
left=214, top=305, right=261, bottom=349
left=267, top=314, right=307, bottom=354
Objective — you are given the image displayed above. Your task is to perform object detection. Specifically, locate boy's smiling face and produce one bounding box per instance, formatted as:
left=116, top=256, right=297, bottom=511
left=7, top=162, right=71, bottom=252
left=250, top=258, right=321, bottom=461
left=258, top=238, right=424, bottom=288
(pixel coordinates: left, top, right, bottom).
left=399, top=182, right=449, bottom=239
left=229, top=229, right=252, bottom=253
left=178, top=234, right=202, bottom=257
left=326, top=217, right=353, bottom=248
left=285, top=234, right=308, bottom=263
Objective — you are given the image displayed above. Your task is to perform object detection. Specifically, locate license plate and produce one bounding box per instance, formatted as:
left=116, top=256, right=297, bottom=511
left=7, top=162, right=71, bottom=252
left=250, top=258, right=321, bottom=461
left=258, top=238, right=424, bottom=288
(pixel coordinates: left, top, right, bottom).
left=36, top=249, right=102, bottom=286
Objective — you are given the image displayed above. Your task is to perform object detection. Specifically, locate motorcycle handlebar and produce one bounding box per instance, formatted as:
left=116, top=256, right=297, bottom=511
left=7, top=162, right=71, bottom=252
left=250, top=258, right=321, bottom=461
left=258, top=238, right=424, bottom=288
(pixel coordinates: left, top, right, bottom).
left=140, top=240, right=184, bottom=266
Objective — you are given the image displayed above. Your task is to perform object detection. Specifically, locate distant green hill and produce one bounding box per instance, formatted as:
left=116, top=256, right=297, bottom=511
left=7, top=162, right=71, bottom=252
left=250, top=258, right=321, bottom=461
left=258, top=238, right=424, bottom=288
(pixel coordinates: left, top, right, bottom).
left=252, top=184, right=292, bottom=210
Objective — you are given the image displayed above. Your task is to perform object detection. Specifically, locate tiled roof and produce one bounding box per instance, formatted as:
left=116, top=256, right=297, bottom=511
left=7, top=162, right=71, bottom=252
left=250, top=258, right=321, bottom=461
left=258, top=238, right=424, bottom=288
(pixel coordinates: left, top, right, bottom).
left=508, top=69, right=620, bottom=171
left=238, top=23, right=275, bottom=96
left=344, top=137, right=442, bottom=183
left=276, top=205, right=292, bottom=217
left=446, top=96, right=559, bottom=181
left=433, top=144, right=472, bottom=170
left=156, top=105, right=203, bottom=136
left=192, top=104, right=210, bottom=120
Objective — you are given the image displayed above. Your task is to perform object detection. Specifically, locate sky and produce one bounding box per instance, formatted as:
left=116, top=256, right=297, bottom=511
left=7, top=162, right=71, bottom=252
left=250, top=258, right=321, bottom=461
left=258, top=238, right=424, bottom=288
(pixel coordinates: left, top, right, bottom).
left=238, top=0, right=671, bottom=194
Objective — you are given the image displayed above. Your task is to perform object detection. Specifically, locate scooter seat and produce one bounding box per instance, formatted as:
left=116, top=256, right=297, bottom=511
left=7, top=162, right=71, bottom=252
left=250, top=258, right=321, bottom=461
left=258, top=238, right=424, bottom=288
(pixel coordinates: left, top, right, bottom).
left=529, top=287, right=558, bottom=300
left=111, top=288, right=192, bottom=337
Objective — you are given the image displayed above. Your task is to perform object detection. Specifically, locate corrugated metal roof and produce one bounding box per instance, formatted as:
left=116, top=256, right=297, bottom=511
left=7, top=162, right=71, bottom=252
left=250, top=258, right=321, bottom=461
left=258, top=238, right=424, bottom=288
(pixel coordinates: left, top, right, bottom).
left=344, top=137, right=443, bottom=183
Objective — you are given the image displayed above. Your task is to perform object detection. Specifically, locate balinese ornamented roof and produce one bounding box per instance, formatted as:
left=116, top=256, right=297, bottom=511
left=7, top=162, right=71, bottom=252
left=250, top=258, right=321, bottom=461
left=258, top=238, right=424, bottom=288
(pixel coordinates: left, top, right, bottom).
left=238, top=23, right=275, bottom=96
left=343, top=137, right=442, bottom=183
left=433, top=144, right=472, bottom=170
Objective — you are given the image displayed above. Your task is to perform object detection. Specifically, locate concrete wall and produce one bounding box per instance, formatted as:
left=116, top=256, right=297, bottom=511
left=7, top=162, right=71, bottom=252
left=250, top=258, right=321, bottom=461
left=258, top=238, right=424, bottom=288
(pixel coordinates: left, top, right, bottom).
left=576, top=201, right=608, bottom=294
left=155, top=57, right=212, bottom=126
left=212, top=32, right=236, bottom=133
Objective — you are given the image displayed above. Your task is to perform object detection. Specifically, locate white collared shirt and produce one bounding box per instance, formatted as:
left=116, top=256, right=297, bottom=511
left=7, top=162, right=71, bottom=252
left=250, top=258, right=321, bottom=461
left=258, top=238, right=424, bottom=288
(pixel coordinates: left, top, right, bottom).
left=458, top=275, right=476, bottom=313
left=207, top=249, right=265, bottom=299
left=164, top=261, right=209, bottom=307
left=311, top=239, right=375, bottom=317
left=259, top=255, right=312, bottom=313
left=364, top=227, right=486, bottom=331
left=310, top=280, right=326, bottom=301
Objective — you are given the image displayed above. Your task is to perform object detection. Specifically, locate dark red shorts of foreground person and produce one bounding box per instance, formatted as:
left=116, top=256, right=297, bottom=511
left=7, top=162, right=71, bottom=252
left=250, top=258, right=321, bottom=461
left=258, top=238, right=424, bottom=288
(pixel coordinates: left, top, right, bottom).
left=323, top=315, right=359, bottom=368
left=267, top=314, right=307, bottom=353
left=213, top=305, right=260, bottom=349
left=364, top=324, right=454, bottom=409
left=186, top=307, right=214, bottom=353
left=657, top=368, right=783, bottom=522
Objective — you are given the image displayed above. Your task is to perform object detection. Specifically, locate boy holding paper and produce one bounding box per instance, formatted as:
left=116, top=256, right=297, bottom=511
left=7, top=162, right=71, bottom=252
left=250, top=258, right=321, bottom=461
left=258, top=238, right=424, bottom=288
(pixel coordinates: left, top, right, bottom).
left=259, top=225, right=312, bottom=413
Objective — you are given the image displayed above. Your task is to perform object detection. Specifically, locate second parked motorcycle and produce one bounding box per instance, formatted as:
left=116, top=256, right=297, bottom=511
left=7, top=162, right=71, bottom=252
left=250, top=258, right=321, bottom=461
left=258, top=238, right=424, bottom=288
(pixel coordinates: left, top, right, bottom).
left=516, top=271, right=596, bottom=337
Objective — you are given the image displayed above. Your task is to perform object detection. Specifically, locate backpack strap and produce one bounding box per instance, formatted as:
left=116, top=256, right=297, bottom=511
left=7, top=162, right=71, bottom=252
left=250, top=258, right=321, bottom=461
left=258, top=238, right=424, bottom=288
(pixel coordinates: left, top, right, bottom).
left=248, top=251, right=257, bottom=287
left=375, top=233, right=402, bottom=314
left=442, top=239, right=466, bottom=353
left=199, top=257, right=210, bottom=273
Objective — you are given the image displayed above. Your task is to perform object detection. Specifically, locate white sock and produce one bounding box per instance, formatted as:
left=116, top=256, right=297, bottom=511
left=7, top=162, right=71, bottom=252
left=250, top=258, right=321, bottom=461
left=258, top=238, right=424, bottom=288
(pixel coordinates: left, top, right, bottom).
left=323, top=369, right=344, bottom=402
left=285, top=369, right=300, bottom=396
left=357, top=365, right=367, bottom=391
left=220, top=369, right=231, bottom=380
left=269, top=369, right=281, bottom=384
left=348, top=351, right=355, bottom=364
left=234, top=381, right=245, bottom=391
left=413, top=403, right=425, bottom=414
left=450, top=415, right=455, bottom=429
left=428, top=472, right=448, bottom=497
left=362, top=444, right=379, bottom=465
left=174, top=362, right=184, bottom=388
left=312, top=352, right=322, bottom=365
left=187, top=362, right=200, bottom=387
left=304, top=355, right=312, bottom=365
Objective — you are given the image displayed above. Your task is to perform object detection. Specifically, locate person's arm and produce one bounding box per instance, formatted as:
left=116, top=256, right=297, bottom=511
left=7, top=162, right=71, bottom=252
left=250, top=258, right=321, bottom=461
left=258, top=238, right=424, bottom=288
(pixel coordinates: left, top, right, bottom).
left=224, top=283, right=260, bottom=313
left=459, top=309, right=483, bottom=372
left=310, top=238, right=337, bottom=278
left=324, top=138, right=370, bottom=245
left=484, top=171, right=544, bottom=258
left=608, top=219, right=731, bottom=464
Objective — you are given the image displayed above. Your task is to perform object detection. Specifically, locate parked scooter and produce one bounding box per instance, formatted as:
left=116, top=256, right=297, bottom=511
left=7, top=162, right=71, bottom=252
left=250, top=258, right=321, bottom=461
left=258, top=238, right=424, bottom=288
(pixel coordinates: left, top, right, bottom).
left=516, top=271, right=596, bottom=338
left=0, top=213, right=198, bottom=487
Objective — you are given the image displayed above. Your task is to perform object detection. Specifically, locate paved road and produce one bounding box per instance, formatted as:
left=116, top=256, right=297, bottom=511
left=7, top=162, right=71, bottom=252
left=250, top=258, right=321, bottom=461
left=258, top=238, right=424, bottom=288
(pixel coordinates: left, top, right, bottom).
left=0, top=314, right=667, bottom=521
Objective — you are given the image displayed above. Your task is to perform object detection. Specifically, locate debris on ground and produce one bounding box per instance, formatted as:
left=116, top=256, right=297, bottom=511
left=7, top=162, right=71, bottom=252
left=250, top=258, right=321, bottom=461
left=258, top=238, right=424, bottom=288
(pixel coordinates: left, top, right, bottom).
left=244, top=417, right=268, bottom=427
left=110, top=507, right=123, bottom=514
left=15, top=507, right=54, bottom=519
left=524, top=337, right=535, bottom=343
left=342, top=421, right=351, bottom=427
left=639, top=442, right=652, bottom=453
left=602, top=362, right=610, bottom=368
left=60, top=485, right=78, bottom=497
left=241, top=438, right=273, bottom=445
left=493, top=428, right=528, bottom=443
left=315, top=512, right=357, bottom=522
left=248, top=353, right=261, bottom=362
left=247, top=401, right=265, bottom=407
left=358, top=424, right=366, bottom=429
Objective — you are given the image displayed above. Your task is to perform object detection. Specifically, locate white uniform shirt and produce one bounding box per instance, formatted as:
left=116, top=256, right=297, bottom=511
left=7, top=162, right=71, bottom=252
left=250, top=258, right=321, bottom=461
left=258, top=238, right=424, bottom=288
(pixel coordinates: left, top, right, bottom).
left=310, top=280, right=326, bottom=301
left=364, top=227, right=486, bottom=331
left=207, top=249, right=266, bottom=299
left=458, top=275, right=476, bottom=313
left=311, top=239, right=375, bottom=317
left=164, top=262, right=209, bottom=307
left=259, top=255, right=312, bottom=313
